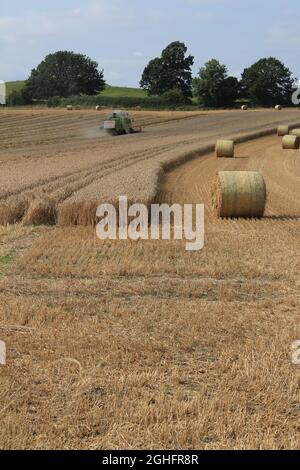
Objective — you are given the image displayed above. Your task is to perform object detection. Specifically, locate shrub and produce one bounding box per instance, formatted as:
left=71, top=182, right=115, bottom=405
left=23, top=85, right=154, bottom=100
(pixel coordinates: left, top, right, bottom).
left=162, top=89, right=191, bottom=106
left=47, top=96, right=62, bottom=107
left=7, top=89, right=32, bottom=106
left=58, top=93, right=196, bottom=110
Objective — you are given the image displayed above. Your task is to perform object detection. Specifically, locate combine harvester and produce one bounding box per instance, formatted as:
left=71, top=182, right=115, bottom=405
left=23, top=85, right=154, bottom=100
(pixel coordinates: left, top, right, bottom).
left=103, top=110, right=142, bottom=136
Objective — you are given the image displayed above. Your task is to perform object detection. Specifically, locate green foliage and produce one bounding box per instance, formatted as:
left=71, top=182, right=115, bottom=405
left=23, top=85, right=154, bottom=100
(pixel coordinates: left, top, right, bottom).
left=0, top=253, right=16, bottom=277
left=25, top=51, right=105, bottom=100
left=7, top=88, right=33, bottom=106
left=162, top=88, right=192, bottom=106
left=140, top=41, right=194, bottom=97
left=101, top=85, right=147, bottom=98
left=193, top=59, right=239, bottom=107
left=59, top=93, right=195, bottom=110
left=6, top=55, right=296, bottom=110
left=5, top=81, right=25, bottom=96
left=221, top=76, right=240, bottom=107
left=5, top=82, right=147, bottom=99
left=47, top=96, right=62, bottom=107
left=241, top=57, right=296, bottom=106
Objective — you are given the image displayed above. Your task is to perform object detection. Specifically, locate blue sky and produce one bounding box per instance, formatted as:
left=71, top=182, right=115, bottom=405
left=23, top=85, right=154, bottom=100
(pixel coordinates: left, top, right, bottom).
left=1, top=0, right=299, bottom=86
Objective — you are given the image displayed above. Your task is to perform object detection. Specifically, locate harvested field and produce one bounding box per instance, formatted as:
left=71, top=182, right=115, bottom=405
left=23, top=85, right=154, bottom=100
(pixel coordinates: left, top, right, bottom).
left=0, top=109, right=299, bottom=450
left=0, top=108, right=300, bottom=225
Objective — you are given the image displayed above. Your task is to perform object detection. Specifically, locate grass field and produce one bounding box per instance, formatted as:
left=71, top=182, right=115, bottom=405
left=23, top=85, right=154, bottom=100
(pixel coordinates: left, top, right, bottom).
left=5, top=81, right=147, bottom=99
left=101, top=85, right=147, bottom=98
left=5, top=80, right=25, bottom=96
left=0, top=108, right=299, bottom=449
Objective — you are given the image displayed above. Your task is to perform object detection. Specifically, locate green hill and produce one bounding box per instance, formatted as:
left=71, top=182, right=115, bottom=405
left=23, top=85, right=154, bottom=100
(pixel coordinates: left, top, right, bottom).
left=101, top=85, right=147, bottom=98
left=6, top=80, right=25, bottom=96
left=5, top=81, right=147, bottom=99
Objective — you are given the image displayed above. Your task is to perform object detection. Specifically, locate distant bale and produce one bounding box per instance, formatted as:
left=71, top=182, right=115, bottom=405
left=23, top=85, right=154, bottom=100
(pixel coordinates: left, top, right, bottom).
left=95, top=105, right=102, bottom=111
left=75, top=105, right=82, bottom=110
left=22, top=198, right=57, bottom=226
left=66, top=105, right=73, bottom=111
left=215, top=140, right=235, bottom=158
left=282, top=135, right=300, bottom=149
left=275, top=105, right=282, bottom=110
left=277, top=125, right=290, bottom=136
left=290, top=128, right=300, bottom=137
left=135, top=106, right=142, bottom=111
left=241, top=105, right=248, bottom=111
left=212, top=171, right=266, bottom=219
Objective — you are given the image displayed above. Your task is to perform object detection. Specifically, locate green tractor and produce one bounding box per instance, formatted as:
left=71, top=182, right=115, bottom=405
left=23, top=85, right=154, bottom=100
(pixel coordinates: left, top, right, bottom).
left=103, top=110, right=142, bottom=136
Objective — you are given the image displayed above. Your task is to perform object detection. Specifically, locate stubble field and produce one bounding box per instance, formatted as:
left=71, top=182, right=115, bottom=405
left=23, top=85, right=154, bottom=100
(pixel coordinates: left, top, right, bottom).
left=0, top=108, right=299, bottom=449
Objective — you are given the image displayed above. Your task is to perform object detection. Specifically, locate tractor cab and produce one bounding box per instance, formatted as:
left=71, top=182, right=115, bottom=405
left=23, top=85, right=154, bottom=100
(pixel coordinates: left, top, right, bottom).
left=102, top=110, right=142, bottom=136
left=103, top=110, right=132, bottom=135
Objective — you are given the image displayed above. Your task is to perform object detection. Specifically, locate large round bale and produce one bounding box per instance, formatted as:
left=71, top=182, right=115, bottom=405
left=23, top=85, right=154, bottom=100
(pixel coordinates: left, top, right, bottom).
left=282, top=135, right=300, bottom=149
left=277, top=125, right=290, bottom=136
left=66, top=105, right=73, bottom=111
left=215, top=140, right=235, bottom=158
left=275, top=105, right=282, bottom=110
left=75, top=105, right=81, bottom=110
left=290, top=128, right=300, bottom=137
left=95, top=105, right=101, bottom=111
left=241, top=105, right=248, bottom=111
left=212, top=171, right=266, bottom=219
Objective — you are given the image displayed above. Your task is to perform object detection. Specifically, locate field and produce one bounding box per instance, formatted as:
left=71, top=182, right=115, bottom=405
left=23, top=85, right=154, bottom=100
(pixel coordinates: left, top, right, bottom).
left=0, top=107, right=299, bottom=449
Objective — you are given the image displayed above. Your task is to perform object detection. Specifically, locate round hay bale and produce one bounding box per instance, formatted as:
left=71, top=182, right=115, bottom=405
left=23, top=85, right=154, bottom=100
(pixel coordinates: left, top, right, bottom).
left=282, top=135, right=300, bottom=149
left=290, top=128, right=300, bottom=137
left=215, top=140, right=235, bottom=158
left=275, top=105, right=282, bottom=110
left=277, top=125, right=290, bottom=136
left=241, top=105, right=248, bottom=111
left=212, top=171, right=266, bottom=219
left=75, top=105, right=81, bottom=110
left=66, top=105, right=73, bottom=111
left=95, top=105, right=101, bottom=111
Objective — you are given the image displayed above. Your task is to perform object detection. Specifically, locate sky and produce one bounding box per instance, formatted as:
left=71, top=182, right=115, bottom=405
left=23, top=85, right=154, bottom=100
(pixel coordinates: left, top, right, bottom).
left=0, top=0, right=299, bottom=87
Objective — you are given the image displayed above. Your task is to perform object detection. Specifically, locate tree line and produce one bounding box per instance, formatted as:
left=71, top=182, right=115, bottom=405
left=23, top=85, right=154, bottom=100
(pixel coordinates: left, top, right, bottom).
left=8, top=43, right=297, bottom=108
left=140, top=41, right=296, bottom=107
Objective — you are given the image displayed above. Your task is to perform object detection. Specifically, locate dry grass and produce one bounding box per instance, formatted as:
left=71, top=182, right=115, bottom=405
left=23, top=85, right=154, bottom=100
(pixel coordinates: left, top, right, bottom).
left=0, top=108, right=300, bottom=227
left=0, top=217, right=299, bottom=449
left=0, top=113, right=299, bottom=450
left=21, top=197, right=57, bottom=226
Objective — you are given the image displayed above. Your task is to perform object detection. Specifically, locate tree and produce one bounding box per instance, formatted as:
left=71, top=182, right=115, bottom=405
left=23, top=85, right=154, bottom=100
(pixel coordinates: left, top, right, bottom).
left=221, top=76, right=240, bottom=107
left=193, top=59, right=239, bottom=107
left=241, top=57, right=296, bottom=106
left=7, top=88, right=33, bottom=106
left=162, top=88, right=191, bottom=106
left=25, top=51, right=105, bottom=100
left=140, top=41, right=194, bottom=97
